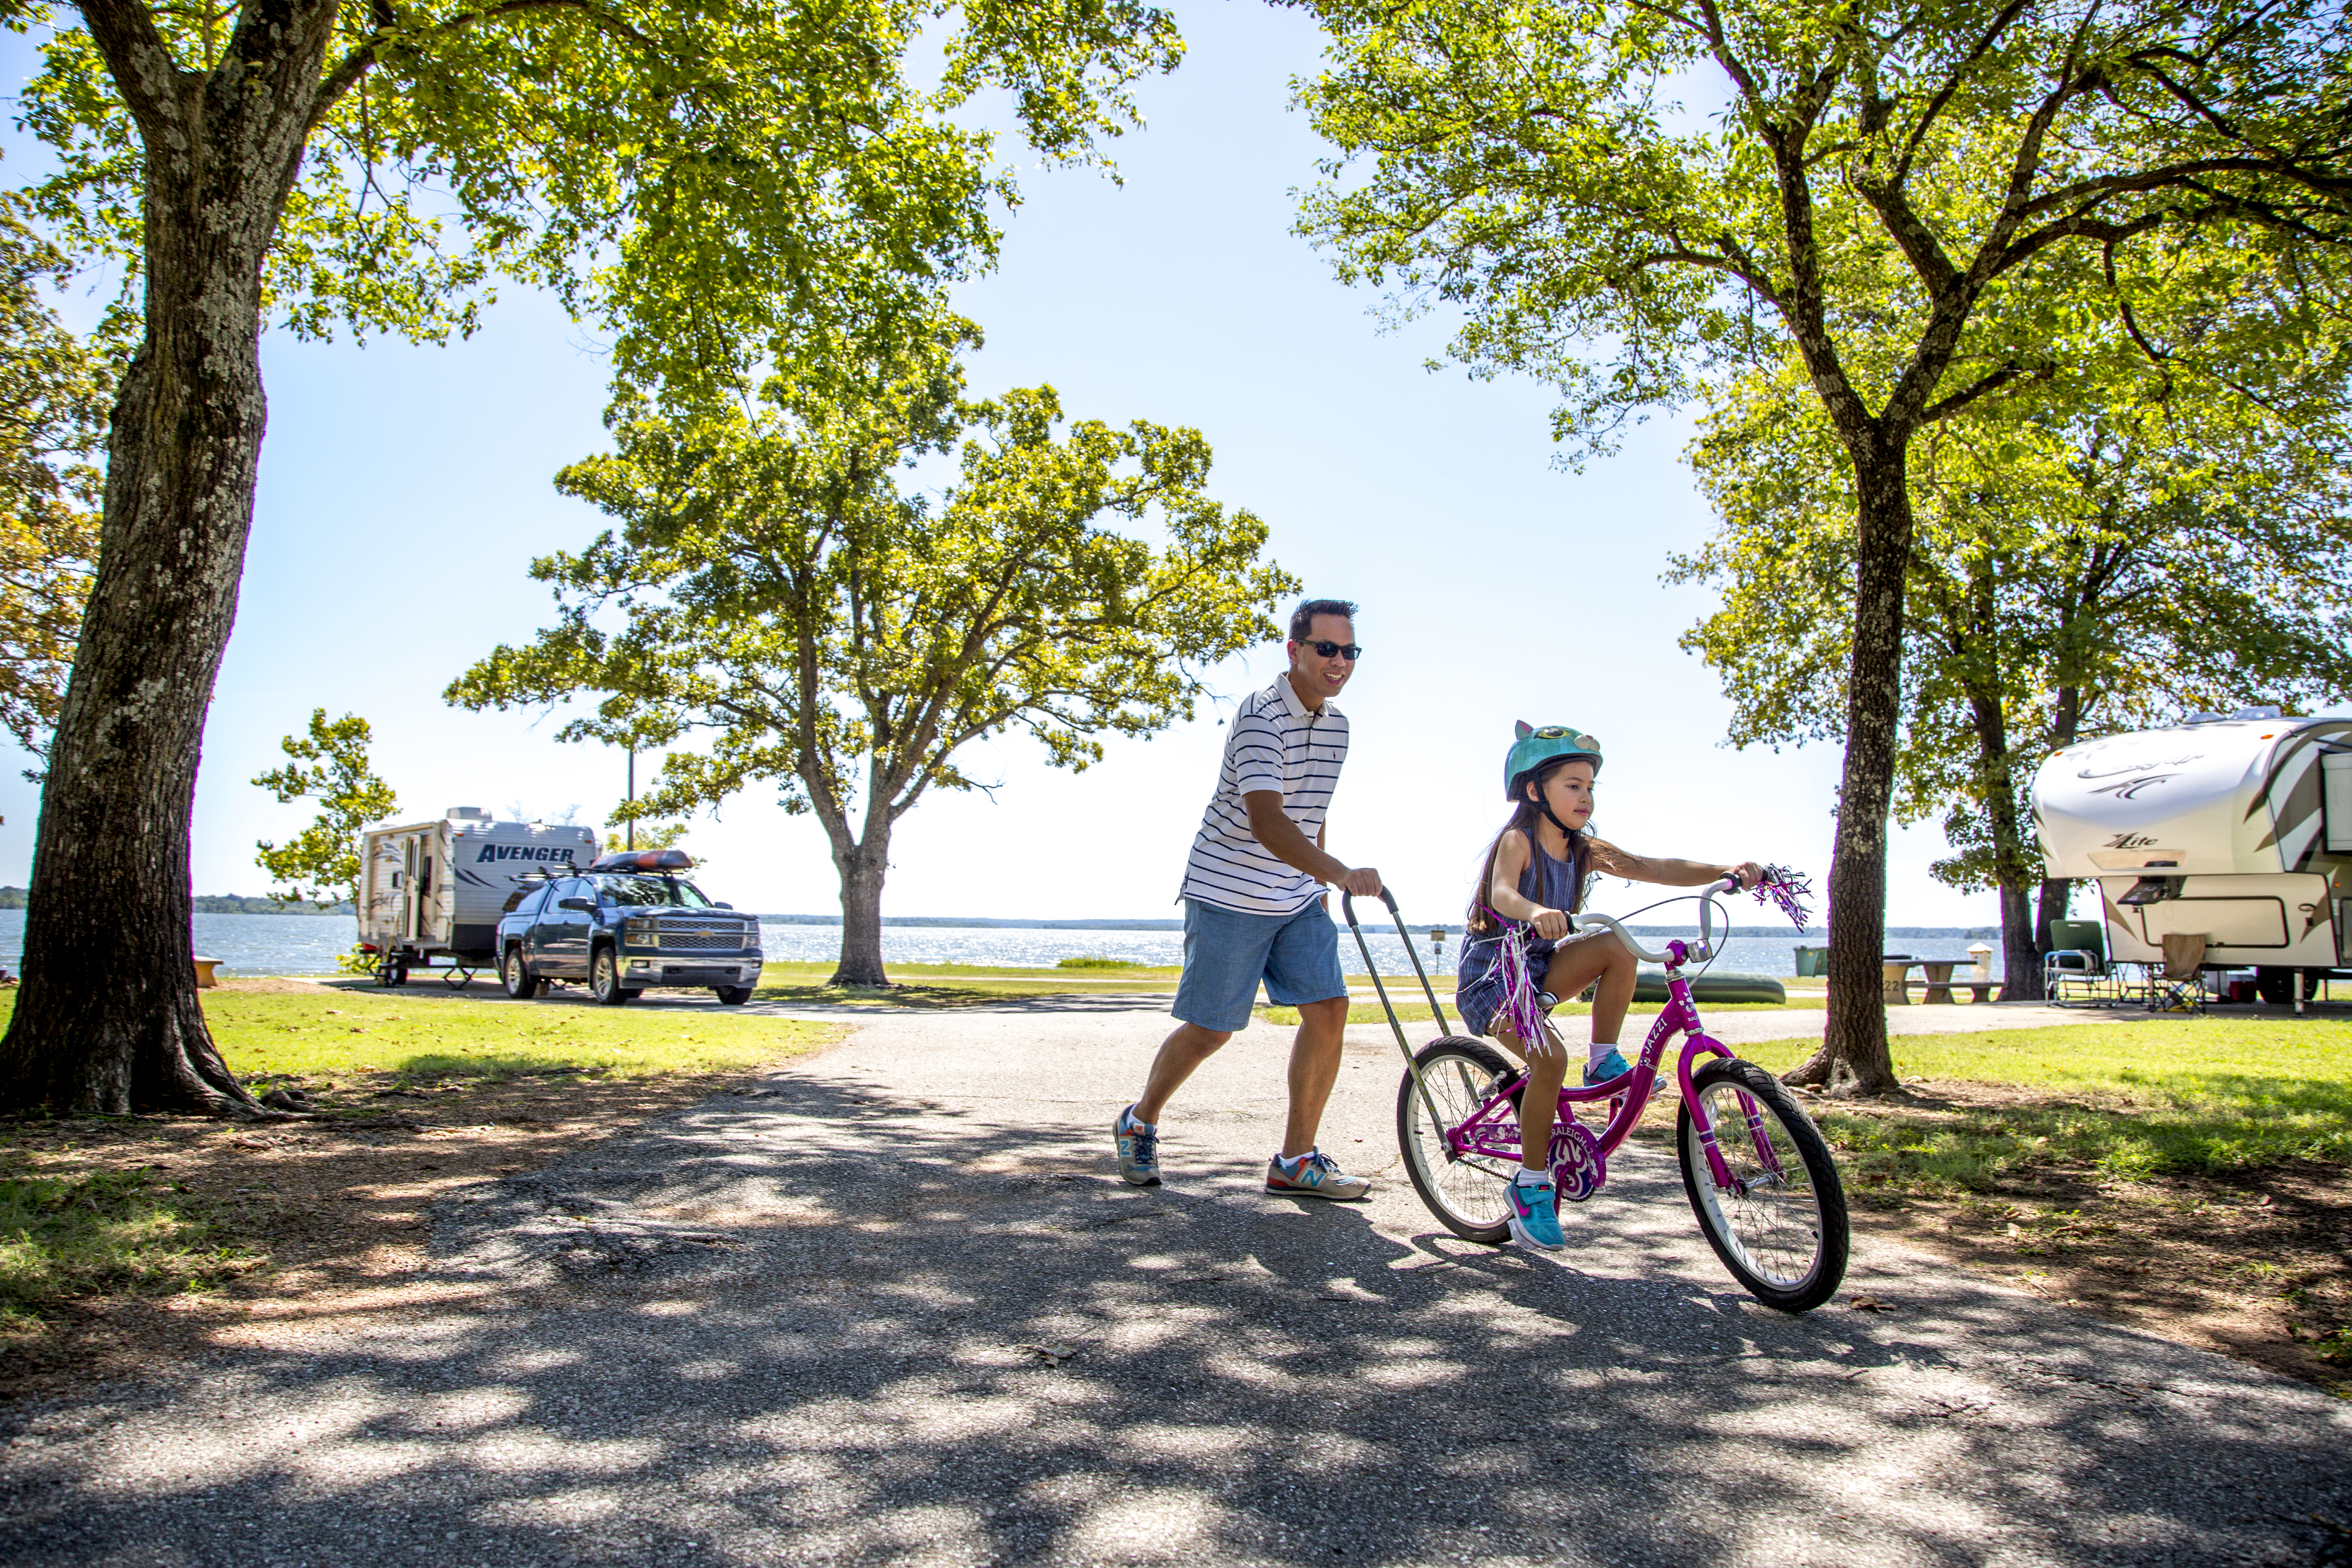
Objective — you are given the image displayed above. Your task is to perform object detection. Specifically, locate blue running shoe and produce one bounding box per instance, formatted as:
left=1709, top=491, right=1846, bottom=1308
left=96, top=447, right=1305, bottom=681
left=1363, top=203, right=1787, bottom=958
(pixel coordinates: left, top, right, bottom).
left=1114, top=1106, right=1160, bottom=1187
left=1584, top=1048, right=1633, bottom=1087
left=1505, top=1171, right=1565, bottom=1250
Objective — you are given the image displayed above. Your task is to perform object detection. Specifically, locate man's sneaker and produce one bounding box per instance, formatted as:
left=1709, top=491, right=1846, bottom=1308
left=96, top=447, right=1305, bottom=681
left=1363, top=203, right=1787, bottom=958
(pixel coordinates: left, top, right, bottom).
left=1114, top=1106, right=1161, bottom=1187
left=1584, top=1048, right=1633, bottom=1087
left=1265, top=1149, right=1371, bottom=1201
left=1506, top=1171, right=1566, bottom=1250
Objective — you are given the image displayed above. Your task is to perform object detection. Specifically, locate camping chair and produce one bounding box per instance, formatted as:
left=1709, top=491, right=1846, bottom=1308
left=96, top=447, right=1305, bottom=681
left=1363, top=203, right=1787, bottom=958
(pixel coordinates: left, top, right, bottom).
left=2153, top=933, right=2210, bottom=1013
left=2043, top=918, right=2114, bottom=1006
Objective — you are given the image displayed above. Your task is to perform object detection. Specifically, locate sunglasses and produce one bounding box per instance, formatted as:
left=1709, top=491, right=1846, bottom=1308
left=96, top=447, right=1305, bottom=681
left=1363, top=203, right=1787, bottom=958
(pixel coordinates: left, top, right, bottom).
left=1302, top=640, right=1362, bottom=660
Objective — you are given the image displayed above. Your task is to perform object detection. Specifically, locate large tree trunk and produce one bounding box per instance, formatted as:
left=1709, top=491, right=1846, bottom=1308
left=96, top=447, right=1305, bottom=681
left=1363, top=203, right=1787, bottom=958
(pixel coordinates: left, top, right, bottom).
left=2030, top=689, right=2082, bottom=965
left=1998, top=883, right=2039, bottom=1002
left=2034, top=877, right=2073, bottom=953
left=0, top=4, right=336, bottom=1114
left=1785, top=442, right=1911, bottom=1096
left=829, top=831, right=893, bottom=987
left=1969, top=689, right=2044, bottom=1002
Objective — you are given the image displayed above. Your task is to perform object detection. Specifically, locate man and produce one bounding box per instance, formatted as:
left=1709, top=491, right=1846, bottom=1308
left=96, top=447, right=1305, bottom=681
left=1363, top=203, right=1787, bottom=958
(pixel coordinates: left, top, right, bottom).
left=1112, top=598, right=1382, bottom=1198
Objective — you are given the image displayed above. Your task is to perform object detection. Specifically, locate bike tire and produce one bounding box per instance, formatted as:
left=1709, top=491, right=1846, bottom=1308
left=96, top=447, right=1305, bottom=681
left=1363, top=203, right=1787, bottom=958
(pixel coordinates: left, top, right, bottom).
left=1397, top=1036, right=1519, bottom=1245
left=1677, top=1058, right=1848, bottom=1312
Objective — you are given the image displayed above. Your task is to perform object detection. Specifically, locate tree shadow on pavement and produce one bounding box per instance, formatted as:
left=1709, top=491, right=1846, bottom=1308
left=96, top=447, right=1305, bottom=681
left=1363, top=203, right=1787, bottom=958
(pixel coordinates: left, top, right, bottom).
left=2, top=1069, right=2347, bottom=1568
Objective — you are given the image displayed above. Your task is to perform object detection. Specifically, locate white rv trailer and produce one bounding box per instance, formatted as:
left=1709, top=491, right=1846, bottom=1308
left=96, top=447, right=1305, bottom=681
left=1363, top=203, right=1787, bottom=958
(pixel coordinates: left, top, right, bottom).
left=2031, top=713, right=2352, bottom=996
left=357, top=809, right=599, bottom=984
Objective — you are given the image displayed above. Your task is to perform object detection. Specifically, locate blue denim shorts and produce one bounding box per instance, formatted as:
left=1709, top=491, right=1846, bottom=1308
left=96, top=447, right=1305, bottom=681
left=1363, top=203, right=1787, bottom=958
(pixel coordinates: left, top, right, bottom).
left=1172, top=897, right=1347, bottom=1032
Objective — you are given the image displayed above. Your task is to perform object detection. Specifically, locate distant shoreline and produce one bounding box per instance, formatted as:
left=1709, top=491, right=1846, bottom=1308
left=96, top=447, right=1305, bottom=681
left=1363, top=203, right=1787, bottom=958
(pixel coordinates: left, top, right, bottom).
left=0, top=895, right=1997, bottom=939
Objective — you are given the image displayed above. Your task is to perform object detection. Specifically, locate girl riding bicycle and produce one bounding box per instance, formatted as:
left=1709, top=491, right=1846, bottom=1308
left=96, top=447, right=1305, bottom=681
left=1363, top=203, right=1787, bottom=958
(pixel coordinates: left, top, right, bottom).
left=1458, top=723, right=1762, bottom=1251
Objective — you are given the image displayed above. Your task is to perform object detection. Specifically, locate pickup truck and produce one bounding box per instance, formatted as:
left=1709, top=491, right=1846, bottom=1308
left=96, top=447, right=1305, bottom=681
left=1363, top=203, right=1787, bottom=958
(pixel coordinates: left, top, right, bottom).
left=495, top=849, right=764, bottom=1006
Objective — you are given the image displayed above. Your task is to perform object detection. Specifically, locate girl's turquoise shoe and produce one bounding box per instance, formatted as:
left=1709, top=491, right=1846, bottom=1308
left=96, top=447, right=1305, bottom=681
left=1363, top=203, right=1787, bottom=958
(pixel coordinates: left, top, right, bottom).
left=1505, top=1170, right=1565, bottom=1250
left=1584, top=1047, right=1632, bottom=1086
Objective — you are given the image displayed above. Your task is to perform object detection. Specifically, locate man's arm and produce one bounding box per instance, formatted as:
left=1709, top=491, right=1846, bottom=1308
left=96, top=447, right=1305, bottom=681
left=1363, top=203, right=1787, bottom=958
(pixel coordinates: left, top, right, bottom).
left=1247, top=791, right=1381, bottom=897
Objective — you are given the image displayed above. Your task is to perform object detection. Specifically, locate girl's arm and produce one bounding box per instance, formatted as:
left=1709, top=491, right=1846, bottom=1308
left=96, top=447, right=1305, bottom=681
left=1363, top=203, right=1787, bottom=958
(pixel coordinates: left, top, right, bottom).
left=1485, top=830, right=1571, bottom=938
left=1588, top=839, right=1763, bottom=891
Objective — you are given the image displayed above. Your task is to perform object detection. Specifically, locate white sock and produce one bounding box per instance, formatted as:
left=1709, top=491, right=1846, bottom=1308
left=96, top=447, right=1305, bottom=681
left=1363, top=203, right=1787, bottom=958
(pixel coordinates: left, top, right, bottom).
left=1121, top=1105, right=1154, bottom=1132
left=1588, top=1040, right=1620, bottom=1067
left=1516, top=1166, right=1549, bottom=1187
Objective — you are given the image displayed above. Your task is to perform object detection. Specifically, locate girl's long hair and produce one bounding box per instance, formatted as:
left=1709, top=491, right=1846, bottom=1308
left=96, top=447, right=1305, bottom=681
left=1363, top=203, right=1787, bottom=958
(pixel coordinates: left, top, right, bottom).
left=1465, top=759, right=1586, bottom=936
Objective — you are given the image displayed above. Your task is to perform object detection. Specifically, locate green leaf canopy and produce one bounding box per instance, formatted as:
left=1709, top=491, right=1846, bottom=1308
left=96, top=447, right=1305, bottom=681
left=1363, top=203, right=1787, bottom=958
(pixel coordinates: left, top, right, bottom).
left=449, top=325, right=1298, bottom=983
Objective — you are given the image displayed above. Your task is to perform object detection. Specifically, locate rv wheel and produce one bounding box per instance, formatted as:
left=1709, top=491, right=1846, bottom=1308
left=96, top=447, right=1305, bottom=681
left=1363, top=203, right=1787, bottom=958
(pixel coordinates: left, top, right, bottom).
left=2255, top=967, right=2319, bottom=1004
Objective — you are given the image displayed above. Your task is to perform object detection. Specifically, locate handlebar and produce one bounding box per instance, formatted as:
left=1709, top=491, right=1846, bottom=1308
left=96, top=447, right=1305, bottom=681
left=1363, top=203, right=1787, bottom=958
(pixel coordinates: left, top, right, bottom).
left=1572, top=876, right=1740, bottom=964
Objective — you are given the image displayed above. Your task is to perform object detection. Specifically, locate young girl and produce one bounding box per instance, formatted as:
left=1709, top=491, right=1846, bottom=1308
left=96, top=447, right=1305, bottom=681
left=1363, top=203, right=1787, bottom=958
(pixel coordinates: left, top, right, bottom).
left=1457, top=723, right=1762, bottom=1251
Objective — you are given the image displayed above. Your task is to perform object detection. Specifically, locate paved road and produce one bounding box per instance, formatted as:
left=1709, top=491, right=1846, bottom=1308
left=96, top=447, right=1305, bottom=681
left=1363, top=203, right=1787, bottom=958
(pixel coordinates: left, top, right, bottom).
left=4, top=1009, right=2347, bottom=1567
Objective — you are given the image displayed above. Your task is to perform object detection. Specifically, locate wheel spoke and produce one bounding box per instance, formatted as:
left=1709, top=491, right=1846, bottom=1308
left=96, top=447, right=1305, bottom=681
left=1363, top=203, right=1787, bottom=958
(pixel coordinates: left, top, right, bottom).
left=1689, top=1080, right=1823, bottom=1289
left=1401, top=1045, right=1518, bottom=1237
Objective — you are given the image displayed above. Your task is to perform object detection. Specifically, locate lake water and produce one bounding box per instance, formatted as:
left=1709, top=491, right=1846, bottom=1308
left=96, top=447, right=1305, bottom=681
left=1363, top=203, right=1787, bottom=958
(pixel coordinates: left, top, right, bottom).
left=0, top=910, right=2005, bottom=980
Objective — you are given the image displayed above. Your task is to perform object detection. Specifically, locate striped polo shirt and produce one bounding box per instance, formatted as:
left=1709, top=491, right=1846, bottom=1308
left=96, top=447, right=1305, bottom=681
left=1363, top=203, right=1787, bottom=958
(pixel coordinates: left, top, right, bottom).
left=1179, top=676, right=1350, bottom=915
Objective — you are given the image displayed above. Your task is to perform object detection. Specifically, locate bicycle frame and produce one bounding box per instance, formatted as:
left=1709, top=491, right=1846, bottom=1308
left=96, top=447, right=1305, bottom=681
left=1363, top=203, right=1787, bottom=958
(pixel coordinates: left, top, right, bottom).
left=1344, top=886, right=1788, bottom=1199
left=1444, top=945, right=1757, bottom=1192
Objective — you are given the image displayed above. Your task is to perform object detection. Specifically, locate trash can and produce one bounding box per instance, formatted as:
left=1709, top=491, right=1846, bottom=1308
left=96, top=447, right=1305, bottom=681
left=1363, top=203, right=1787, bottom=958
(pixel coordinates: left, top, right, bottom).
left=1793, top=944, right=1827, bottom=977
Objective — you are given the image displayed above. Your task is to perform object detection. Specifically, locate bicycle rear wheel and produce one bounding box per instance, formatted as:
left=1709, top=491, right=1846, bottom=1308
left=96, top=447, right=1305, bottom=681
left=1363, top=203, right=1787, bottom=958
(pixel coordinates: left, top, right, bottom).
left=1677, top=1059, right=1849, bottom=1312
left=1397, top=1037, right=1518, bottom=1244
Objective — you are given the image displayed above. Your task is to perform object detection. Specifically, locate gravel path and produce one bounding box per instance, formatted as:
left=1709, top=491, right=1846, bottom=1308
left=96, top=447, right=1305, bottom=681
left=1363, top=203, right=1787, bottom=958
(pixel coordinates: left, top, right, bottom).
left=4, top=1007, right=2346, bottom=1567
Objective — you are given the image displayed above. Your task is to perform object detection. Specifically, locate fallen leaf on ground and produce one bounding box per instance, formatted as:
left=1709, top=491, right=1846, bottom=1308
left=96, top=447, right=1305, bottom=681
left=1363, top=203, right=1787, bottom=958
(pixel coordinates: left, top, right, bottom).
left=1849, top=1295, right=1896, bottom=1312
left=1015, top=1342, right=1078, bottom=1366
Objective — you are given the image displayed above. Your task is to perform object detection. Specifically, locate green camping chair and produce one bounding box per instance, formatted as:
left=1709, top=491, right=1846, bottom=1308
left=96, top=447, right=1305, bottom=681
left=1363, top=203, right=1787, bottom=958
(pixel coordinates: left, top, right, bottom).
left=2043, top=918, right=2114, bottom=1006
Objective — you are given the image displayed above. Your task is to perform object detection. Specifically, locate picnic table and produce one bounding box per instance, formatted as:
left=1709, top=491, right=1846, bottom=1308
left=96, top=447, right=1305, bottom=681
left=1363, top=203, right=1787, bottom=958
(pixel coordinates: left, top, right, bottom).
left=1882, top=958, right=1974, bottom=1004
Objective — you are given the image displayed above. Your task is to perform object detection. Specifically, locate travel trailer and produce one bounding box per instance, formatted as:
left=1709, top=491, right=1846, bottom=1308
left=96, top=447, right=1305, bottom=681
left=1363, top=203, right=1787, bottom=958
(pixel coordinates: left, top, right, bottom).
left=356, top=809, right=599, bottom=984
left=2031, top=711, right=2352, bottom=1000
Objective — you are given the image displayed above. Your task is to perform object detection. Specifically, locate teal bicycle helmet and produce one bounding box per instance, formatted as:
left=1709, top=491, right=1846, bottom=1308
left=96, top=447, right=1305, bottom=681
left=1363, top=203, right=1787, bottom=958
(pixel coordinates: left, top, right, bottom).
left=1503, top=721, right=1602, bottom=800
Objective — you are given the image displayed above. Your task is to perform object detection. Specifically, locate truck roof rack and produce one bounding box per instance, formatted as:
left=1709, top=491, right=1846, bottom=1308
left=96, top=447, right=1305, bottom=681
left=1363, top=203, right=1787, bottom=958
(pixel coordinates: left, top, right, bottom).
left=590, top=848, right=695, bottom=873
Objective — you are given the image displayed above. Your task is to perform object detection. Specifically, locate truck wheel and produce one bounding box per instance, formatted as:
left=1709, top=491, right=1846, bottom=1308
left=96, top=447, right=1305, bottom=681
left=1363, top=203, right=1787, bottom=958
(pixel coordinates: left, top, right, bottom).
left=590, top=947, right=636, bottom=1006
left=715, top=986, right=753, bottom=1006
left=502, top=947, right=541, bottom=1000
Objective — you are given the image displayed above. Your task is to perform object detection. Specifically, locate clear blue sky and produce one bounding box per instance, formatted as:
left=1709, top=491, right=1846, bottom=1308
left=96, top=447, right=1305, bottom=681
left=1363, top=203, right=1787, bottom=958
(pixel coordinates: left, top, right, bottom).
left=0, top=3, right=2002, bottom=927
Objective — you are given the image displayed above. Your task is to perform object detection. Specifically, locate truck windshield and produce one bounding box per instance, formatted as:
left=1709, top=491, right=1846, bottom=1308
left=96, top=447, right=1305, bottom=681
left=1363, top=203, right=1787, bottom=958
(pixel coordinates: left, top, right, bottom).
left=591, top=874, right=715, bottom=909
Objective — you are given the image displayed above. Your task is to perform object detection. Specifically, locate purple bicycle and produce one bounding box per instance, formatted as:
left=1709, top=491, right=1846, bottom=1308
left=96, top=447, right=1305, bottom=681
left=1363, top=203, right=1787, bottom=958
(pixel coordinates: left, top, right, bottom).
left=1341, top=881, right=1849, bottom=1313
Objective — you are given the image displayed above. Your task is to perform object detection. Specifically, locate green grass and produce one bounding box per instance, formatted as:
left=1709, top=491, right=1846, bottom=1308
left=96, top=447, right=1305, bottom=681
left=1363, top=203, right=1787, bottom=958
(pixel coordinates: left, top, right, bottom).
left=1727, top=1019, right=2352, bottom=1191
left=212, top=988, right=839, bottom=1082
left=0, top=988, right=841, bottom=1087
left=1056, top=954, right=1152, bottom=969
left=0, top=1169, right=255, bottom=1333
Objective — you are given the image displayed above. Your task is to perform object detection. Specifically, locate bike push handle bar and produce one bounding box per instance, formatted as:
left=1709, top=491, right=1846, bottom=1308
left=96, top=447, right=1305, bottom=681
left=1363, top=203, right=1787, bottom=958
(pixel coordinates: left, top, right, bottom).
left=1568, top=875, right=1741, bottom=966
left=1336, top=885, right=1453, bottom=1036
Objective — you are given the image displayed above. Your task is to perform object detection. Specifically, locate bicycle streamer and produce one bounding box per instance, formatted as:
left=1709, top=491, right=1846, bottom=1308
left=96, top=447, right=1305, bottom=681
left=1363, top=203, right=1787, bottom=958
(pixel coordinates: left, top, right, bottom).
left=1470, top=904, right=1611, bottom=1199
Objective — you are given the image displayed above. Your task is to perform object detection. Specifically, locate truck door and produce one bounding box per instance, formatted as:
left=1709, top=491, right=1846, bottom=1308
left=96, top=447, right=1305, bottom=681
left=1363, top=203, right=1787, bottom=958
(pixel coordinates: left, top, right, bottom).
left=539, top=877, right=595, bottom=977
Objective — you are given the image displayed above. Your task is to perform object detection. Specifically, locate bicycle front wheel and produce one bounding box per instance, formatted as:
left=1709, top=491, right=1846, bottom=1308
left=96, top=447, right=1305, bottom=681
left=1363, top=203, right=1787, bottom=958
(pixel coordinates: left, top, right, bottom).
left=1397, top=1037, right=1518, bottom=1245
left=1677, top=1059, right=1849, bottom=1312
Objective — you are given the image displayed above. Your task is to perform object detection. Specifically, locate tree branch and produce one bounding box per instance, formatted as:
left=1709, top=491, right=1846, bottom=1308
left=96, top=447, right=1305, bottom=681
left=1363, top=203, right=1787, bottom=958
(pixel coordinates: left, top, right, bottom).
left=311, top=0, right=653, bottom=131
left=75, top=0, right=189, bottom=143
